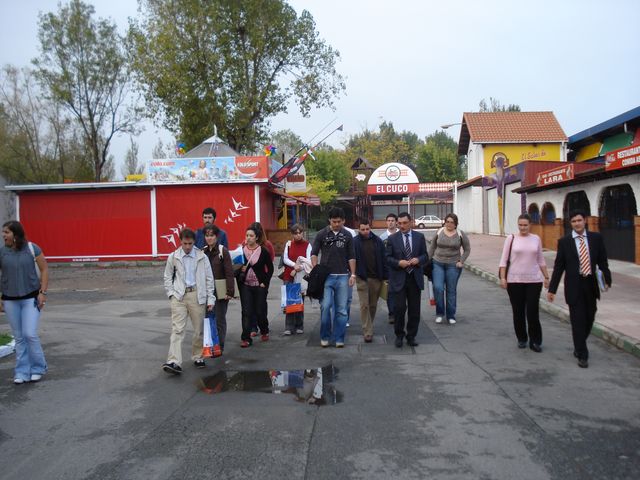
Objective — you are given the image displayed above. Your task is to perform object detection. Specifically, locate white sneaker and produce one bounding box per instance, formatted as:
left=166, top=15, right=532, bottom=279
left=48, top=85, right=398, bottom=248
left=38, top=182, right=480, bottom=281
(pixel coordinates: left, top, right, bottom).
left=30, top=374, right=42, bottom=382
left=295, top=329, right=304, bottom=334
left=448, top=318, right=456, bottom=325
left=346, top=322, right=350, bottom=327
left=435, top=317, right=443, bottom=324
left=320, top=340, right=329, bottom=347
left=283, top=330, right=292, bottom=336
left=14, top=378, right=26, bottom=384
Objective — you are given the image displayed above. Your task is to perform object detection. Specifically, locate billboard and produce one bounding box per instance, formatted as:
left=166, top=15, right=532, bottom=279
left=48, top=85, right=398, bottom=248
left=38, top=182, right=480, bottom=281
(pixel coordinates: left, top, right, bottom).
left=148, top=156, right=270, bottom=183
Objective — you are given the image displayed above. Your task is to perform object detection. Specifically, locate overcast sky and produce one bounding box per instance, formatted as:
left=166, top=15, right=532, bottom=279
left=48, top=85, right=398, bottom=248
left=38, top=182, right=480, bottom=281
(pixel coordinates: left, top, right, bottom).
left=2, top=0, right=639, bottom=176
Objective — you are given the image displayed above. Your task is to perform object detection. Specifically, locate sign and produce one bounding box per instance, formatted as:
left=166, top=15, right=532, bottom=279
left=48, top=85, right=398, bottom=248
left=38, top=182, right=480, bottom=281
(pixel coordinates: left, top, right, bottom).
left=147, top=156, right=270, bottom=183
left=285, top=164, right=307, bottom=193
left=484, top=144, right=562, bottom=174
left=536, top=163, right=574, bottom=186
left=367, top=182, right=454, bottom=196
left=368, top=162, right=420, bottom=185
left=606, top=144, right=640, bottom=172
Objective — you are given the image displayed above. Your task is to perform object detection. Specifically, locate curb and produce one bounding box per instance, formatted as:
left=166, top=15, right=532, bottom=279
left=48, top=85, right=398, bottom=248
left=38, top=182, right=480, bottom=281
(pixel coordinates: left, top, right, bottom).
left=49, top=261, right=166, bottom=269
left=464, top=263, right=640, bottom=360
left=0, top=339, right=15, bottom=358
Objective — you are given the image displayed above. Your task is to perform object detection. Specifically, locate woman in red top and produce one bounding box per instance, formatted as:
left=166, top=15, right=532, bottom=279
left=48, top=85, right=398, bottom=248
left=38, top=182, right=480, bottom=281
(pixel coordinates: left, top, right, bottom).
left=282, top=224, right=312, bottom=335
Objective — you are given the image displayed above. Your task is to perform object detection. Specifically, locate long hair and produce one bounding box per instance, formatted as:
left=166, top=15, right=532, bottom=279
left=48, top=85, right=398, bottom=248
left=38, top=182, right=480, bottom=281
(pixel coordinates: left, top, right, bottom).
left=3, top=220, right=26, bottom=250
left=248, top=222, right=265, bottom=245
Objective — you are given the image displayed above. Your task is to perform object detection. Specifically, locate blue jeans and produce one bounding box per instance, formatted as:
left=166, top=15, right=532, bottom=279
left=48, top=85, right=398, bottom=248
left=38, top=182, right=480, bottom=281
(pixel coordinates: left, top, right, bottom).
left=320, top=275, right=349, bottom=343
left=432, top=261, right=462, bottom=320
left=4, top=298, right=47, bottom=381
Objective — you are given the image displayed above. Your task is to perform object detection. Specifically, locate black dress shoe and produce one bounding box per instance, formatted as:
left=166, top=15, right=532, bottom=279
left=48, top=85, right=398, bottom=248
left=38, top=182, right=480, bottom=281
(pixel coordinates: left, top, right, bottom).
left=530, top=343, right=542, bottom=353
left=517, top=341, right=527, bottom=349
left=406, top=338, right=418, bottom=347
left=395, top=336, right=403, bottom=348
left=578, top=358, right=589, bottom=368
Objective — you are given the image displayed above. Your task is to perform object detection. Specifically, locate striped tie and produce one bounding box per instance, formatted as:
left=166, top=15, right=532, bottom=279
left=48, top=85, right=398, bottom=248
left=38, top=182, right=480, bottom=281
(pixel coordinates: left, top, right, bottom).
left=404, top=233, right=413, bottom=273
left=578, top=235, right=591, bottom=276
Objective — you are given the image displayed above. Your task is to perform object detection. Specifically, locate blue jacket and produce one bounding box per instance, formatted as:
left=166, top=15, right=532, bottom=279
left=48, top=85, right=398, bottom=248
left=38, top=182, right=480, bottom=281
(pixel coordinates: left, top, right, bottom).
left=353, top=232, right=388, bottom=281
left=385, top=230, right=428, bottom=292
left=195, top=226, right=228, bottom=249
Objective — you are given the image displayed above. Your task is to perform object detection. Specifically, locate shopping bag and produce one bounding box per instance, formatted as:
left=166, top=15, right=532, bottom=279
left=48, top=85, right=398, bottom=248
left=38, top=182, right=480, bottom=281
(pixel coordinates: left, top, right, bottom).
left=283, top=282, right=304, bottom=313
left=202, top=312, right=222, bottom=358
left=428, top=280, right=435, bottom=306
left=379, top=280, right=388, bottom=301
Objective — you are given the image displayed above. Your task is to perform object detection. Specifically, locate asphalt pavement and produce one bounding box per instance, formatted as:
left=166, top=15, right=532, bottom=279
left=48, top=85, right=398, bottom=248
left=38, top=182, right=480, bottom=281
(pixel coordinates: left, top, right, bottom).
left=1, top=263, right=638, bottom=480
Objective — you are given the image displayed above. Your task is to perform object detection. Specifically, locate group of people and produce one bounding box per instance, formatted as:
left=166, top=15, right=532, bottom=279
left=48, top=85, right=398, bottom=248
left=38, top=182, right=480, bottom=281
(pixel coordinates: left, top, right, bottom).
left=0, top=205, right=612, bottom=385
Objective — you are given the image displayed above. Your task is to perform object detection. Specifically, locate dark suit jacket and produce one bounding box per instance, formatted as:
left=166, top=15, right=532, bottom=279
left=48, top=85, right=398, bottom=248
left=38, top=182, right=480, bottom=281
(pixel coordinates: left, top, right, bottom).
left=548, top=231, right=612, bottom=305
left=385, top=230, right=428, bottom=293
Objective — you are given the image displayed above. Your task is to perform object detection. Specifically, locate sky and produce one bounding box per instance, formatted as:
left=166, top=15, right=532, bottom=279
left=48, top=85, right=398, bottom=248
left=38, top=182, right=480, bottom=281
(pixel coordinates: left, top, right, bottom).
left=1, top=0, right=640, bottom=177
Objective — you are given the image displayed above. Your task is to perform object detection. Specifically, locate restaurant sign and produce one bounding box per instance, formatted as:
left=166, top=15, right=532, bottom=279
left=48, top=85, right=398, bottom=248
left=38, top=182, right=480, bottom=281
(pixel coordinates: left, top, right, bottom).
left=606, top=144, right=640, bottom=172
left=536, top=163, right=574, bottom=186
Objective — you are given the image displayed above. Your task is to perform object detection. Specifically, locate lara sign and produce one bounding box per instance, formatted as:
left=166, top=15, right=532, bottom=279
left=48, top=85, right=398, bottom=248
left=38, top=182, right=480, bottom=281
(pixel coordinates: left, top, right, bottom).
left=606, top=144, right=640, bottom=172
left=536, top=164, right=574, bottom=186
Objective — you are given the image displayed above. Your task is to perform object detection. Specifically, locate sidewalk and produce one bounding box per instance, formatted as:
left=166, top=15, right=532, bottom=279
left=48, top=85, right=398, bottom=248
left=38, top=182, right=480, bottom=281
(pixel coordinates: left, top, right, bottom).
left=464, top=233, right=640, bottom=359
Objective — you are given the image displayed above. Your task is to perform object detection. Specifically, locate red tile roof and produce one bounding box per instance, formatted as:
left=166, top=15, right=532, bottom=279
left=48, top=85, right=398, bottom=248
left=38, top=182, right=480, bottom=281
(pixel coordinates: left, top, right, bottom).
left=463, top=111, right=567, bottom=143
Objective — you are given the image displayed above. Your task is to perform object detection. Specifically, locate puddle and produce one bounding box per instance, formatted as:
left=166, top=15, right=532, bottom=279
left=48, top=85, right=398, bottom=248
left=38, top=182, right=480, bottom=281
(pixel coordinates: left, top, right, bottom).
left=198, top=364, right=342, bottom=405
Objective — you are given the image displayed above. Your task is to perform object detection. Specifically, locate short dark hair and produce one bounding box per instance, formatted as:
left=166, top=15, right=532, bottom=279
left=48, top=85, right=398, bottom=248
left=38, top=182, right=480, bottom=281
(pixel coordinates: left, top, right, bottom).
left=444, top=213, right=458, bottom=226
left=328, top=207, right=345, bottom=220
left=290, top=223, right=304, bottom=234
left=202, top=207, right=216, bottom=218
left=386, top=213, right=398, bottom=221
left=358, top=218, right=370, bottom=227
left=204, top=224, right=220, bottom=236
left=2, top=220, right=26, bottom=250
left=517, top=213, right=531, bottom=223
left=569, top=210, right=587, bottom=221
left=398, top=211, right=412, bottom=221
left=179, top=228, right=196, bottom=240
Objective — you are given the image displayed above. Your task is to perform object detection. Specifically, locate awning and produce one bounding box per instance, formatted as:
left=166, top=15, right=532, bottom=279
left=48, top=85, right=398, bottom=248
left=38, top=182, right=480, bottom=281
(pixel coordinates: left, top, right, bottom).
left=600, top=132, right=634, bottom=155
left=575, top=142, right=602, bottom=162
left=269, top=188, right=314, bottom=205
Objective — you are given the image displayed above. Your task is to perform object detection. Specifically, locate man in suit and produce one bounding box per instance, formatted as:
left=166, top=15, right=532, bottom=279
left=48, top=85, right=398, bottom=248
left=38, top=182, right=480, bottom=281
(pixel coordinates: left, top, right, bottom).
left=547, top=210, right=612, bottom=368
left=386, top=212, right=429, bottom=348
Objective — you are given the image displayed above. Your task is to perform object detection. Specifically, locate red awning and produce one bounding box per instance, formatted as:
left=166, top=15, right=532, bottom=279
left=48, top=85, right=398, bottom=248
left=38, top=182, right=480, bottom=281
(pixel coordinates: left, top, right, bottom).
left=269, top=188, right=314, bottom=205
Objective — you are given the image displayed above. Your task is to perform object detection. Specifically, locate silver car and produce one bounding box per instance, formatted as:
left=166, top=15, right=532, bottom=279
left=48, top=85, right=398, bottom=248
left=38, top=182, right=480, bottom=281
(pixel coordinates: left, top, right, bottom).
left=414, top=215, right=443, bottom=229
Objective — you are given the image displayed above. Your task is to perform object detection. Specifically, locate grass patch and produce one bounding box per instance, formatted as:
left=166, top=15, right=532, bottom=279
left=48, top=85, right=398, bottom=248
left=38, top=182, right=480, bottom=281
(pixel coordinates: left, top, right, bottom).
left=0, top=333, right=12, bottom=346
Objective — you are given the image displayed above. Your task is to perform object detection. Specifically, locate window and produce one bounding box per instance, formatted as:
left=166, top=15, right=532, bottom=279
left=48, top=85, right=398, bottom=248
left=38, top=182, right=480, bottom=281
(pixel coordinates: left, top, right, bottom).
left=528, top=203, right=540, bottom=224
left=541, top=202, right=556, bottom=225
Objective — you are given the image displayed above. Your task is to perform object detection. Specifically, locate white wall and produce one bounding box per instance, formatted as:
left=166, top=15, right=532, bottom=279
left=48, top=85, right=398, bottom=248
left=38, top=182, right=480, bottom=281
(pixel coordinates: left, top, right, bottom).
left=504, top=181, right=522, bottom=235
left=526, top=173, right=639, bottom=219
left=466, top=143, right=484, bottom=179
left=456, top=186, right=483, bottom=233
left=488, top=187, right=499, bottom=234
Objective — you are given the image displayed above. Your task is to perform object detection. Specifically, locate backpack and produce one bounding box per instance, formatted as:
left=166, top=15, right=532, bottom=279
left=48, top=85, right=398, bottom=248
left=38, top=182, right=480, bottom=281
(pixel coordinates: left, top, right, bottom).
left=304, top=264, right=330, bottom=300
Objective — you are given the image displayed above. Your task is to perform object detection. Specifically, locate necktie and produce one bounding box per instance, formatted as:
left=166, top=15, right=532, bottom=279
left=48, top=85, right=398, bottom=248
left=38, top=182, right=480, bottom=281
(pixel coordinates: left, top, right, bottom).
left=578, top=235, right=591, bottom=276
left=404, top=233, right=413, bottom=273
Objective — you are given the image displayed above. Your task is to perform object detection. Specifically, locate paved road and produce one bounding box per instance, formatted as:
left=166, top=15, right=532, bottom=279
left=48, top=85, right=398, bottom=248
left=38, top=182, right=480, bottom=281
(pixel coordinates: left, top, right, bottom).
left=0, top=265, right=638, bottom=479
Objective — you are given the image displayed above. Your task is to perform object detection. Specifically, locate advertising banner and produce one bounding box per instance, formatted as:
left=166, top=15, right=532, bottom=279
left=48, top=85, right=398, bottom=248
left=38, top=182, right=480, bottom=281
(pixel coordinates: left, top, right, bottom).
left=148, top=156, right=270, bottom=183
left=605, top=144, right=640, bottom=172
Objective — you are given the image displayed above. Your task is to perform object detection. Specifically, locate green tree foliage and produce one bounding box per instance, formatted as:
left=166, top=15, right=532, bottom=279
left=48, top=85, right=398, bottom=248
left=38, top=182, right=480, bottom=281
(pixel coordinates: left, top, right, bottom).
left=0, top=65, right=94, bottom=184
left=307, top=175, right=337, bottom=205
left=415, top=130, right=465, bottom=182
left=270, top=129, right=303, bottom=163
left=33, top=0, right=140, bottom=181
left=345, top=121, right=421, bottom=168
left=129, top=0, right=345, bottom=153
left=478, top=97, right=521, bottom=112
left=304, top=149, right=350, bottom=195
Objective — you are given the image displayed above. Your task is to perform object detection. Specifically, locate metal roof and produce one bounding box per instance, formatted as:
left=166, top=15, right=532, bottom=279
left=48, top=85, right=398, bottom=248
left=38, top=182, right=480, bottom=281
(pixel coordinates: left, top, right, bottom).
left=568, top=106, right=640, bottom=148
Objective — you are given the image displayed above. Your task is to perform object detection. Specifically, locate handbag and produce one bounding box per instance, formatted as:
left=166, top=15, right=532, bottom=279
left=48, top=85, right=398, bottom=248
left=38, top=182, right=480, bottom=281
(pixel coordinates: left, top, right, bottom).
left=215, top=279, right=228, bottom=298
left=500, top=234, right=515, bottom=279
left=379, top=280, right=388, bottom=301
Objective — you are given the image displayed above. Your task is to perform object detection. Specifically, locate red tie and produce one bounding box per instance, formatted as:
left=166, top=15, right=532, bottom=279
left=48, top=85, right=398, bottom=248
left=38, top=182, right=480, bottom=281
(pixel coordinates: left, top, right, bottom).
left=578, top=235, right=591, bottom=276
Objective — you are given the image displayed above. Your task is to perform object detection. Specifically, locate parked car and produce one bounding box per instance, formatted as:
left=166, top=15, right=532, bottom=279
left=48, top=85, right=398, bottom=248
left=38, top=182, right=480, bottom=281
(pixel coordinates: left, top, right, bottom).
left=414, top=215, right=443, bottom=229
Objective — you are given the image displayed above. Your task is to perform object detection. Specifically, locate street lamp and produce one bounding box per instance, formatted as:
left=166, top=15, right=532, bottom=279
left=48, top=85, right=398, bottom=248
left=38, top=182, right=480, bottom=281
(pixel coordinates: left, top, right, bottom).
left=440, top=122, right=462, bottom=129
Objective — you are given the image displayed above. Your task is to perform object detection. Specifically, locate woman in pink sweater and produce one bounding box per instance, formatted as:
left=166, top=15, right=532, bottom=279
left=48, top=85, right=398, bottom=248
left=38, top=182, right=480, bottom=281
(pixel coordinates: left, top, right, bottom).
left=499, top=214, right=550, bottom=352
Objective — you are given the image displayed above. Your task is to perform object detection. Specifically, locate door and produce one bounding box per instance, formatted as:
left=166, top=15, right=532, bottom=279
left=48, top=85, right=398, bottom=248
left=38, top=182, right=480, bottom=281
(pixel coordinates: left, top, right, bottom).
left=598, top=184, right=637, bottom=262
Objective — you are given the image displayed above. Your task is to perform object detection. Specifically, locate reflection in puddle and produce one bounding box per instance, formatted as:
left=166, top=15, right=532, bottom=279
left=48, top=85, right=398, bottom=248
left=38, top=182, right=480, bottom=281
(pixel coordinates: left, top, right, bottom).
left=198, top=364, right=342, bottom=405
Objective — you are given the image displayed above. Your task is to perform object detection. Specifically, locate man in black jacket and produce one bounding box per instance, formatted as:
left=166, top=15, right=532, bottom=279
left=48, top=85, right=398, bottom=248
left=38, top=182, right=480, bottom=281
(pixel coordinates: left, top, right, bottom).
left=353, top=219, right=387, bottom=343
left=548, top=210, right=612, bottom=368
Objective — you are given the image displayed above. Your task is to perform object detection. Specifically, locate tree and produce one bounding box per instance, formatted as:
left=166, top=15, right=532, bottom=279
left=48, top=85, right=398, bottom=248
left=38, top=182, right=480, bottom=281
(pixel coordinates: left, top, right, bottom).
left=304, top=149, right=350, bottom=195
left=307, top=175, right=337, bottom=205
left=270, top=129, right=303, bottom=163
left=33, top=0, right=140, bottom=181
left=0, top=65, right=93, bottom=184
left=346, top=121, right=422, bottom=168
left=415, top=131, right=465, bottom=182
left=478, top=97, right=521, bottom=112
left=121, top=137, right=145, bottom=178
left=129, top=0, right=345, bottom=152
